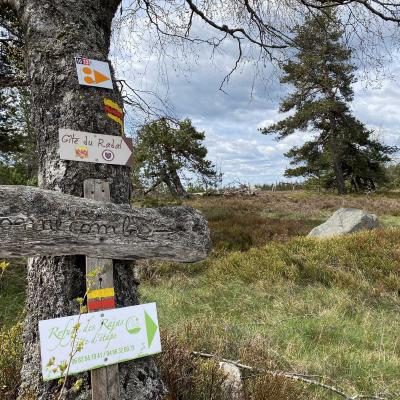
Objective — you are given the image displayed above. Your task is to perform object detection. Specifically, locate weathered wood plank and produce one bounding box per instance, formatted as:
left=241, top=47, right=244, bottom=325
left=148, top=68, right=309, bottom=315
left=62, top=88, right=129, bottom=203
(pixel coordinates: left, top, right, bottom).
left=85, top=179, right=120, bottom=400
left=0, top=185, right=211, bottom=261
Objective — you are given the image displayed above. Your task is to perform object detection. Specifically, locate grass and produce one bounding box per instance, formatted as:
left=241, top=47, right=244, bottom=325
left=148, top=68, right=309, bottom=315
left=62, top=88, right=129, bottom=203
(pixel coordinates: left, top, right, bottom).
left=143, top=237, right=400, bottom=396
left=138, top=192, right=400, bottom=399
left=0, top=259, right=26, bottom=329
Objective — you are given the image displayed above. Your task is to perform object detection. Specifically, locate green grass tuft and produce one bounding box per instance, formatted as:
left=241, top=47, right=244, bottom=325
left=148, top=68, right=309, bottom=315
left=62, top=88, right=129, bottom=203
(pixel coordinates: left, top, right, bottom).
left=0, top=259, right=26, bottom=329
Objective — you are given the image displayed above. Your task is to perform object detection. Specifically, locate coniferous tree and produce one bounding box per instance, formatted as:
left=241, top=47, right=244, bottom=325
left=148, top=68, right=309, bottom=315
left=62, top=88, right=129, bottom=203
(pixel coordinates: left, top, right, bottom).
left=134, top=118, right=220, bottom=198
left=0, top=87, right=37, bottom=185
left=260, top=10, right=396, bottom=194
left=0, top=5, right=37, bottom=185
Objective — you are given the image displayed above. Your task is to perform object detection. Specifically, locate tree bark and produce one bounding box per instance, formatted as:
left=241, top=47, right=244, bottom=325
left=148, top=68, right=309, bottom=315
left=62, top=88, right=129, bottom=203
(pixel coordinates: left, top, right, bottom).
left=170, top=169, right=189, bottom=198
left=332, top=155, right=346, bottom=195
left=17, top=1, right=165, bottom=398
left=163, top=169, right=188, bottom=199
left=328, top=113, right=347, bottom=195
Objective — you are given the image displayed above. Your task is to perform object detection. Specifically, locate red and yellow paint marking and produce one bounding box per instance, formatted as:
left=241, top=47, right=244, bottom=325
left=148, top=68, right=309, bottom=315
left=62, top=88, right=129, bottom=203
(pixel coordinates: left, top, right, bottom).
left=104, top=98, right=124, bottom=134
left=87, top=287, right=115, bottom=312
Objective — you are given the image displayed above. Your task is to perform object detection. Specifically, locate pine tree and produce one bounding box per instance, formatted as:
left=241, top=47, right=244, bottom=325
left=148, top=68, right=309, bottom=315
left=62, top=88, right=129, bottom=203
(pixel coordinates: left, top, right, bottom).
left=0, top=87, right=37, bottom=185
left=260, top=10, right=396, bottom=194
left=134, top=118, right=220, bottom=198
left=0, top=5, right=37, bottom=185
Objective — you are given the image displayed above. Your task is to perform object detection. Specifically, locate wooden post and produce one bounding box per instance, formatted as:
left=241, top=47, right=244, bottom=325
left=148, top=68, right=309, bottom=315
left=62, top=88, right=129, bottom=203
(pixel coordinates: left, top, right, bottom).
left=84, top=179, right=120, bottom=400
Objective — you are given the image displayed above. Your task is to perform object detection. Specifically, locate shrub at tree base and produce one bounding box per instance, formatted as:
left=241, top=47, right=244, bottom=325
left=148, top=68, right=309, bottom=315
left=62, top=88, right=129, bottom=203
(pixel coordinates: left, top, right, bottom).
left=158, top=333, right=310, bottom=400
left=0, top=322, right=23, bottom=400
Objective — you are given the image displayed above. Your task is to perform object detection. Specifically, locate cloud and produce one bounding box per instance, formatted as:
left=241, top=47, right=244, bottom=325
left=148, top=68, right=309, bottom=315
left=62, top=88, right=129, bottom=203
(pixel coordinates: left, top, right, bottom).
left=111, top=12, right=400, bottom=184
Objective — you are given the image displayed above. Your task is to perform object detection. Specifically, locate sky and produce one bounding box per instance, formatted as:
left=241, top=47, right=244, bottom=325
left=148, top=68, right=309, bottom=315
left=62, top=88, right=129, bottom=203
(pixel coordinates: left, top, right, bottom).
left=111, top=9, right=400, bottom=186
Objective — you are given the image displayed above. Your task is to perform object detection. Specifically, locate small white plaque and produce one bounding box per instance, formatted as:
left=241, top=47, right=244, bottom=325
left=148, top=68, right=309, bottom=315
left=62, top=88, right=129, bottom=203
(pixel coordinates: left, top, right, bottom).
left=75, top=57, right=113, bottom=89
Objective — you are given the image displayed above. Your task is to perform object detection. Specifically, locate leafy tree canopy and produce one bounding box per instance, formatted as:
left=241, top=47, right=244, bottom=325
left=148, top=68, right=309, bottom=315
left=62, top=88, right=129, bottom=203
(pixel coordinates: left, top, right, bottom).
left=133, top=118, right=221, bottom=198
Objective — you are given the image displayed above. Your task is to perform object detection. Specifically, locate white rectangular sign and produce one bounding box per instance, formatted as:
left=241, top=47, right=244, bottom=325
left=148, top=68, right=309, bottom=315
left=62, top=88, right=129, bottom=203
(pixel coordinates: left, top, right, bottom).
left=39, top=303, right=161, bottom=381
left=75, top=57, right=113, bottom=89
left=59, top=128, right=133, bottom=166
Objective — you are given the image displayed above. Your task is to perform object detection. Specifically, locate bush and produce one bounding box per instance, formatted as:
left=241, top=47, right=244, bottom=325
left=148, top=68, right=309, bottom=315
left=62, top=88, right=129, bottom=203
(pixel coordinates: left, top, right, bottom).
left=158, top=333, right=311, bottom=400
left=159, top=333, right=229, bottom=400
left=0, top=322, right=23, bottom=400
left=207, top=228, right=400, bottom=296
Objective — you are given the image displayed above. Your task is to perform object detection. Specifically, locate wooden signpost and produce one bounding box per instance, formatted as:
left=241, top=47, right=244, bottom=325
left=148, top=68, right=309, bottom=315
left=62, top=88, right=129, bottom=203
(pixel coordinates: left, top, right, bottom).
left=0, top=56, right=210, bottom=399
left=84, top=179, right=120, bottom=400
left=59, top=129, right=133, bottom=166
left=0, top=182, right=210, bottom=398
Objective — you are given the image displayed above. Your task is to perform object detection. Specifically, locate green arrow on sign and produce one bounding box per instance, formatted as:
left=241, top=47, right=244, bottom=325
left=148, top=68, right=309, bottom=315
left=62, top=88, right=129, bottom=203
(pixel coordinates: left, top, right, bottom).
left=144, top=311, right=158, bottom=347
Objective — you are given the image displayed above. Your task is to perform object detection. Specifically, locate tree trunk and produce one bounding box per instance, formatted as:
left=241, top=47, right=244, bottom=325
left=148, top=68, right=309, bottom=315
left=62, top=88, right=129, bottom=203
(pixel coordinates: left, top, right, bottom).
left=328, top=118, right=346, bottom=195
left=170, top=169, right=189, bottom=198
left=163, top=169, right=188, bottom=198
left=332, top=156, right=346, bottom=195
left=17, top=1, right=165, bottom=399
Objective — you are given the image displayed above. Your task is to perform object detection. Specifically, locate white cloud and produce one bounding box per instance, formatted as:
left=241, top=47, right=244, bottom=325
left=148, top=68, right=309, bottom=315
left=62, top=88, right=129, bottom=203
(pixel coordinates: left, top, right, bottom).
left=111, top=12, right=400, bottom=184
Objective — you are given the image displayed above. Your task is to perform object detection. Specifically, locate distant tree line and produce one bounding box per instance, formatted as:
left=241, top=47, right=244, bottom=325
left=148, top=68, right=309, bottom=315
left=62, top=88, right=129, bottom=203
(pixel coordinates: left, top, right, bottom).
left=255, top=182, right=305, bottom=191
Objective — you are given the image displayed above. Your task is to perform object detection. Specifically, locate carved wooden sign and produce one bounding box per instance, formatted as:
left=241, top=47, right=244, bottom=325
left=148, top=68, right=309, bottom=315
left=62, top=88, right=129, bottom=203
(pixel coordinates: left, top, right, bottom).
left=0, top=185, right=211, bottom=261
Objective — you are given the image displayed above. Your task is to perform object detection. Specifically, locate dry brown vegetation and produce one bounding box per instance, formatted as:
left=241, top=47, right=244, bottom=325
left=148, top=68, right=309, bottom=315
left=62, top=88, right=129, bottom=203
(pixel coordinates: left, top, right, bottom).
left=189, top=191, right=400, bottom=219
left=160, top=333, right=310, bottom=400
left=186, top=191, right=400, bottom=252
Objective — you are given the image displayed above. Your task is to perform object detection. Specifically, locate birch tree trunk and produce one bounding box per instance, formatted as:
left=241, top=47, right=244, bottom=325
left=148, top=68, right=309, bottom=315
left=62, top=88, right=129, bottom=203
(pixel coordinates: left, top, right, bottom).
left=16, top=1, right=165, bottom=398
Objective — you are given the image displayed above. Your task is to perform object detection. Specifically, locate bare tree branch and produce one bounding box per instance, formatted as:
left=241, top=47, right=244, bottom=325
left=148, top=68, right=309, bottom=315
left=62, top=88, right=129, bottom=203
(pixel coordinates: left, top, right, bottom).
left=115, top=79, right=177, bottom=124
left=298, top=0, right=400, bottom=22
left=192, top=351, right=399, bottom=400
left=185, top=0, right=288, bottom=50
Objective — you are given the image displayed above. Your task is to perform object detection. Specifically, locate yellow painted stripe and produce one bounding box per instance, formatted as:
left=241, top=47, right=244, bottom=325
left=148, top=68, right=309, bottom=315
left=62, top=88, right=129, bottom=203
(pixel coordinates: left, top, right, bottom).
left=107, top=113, right=123, bottom=126
left=87, top=287, right=115, bottom=300
left=104, top=98, right=123, bottom=114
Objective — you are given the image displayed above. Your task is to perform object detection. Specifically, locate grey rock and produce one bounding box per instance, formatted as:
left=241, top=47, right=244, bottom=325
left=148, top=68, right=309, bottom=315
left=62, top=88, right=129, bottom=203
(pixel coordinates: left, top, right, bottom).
left=308, top=208, right=379, bottom=238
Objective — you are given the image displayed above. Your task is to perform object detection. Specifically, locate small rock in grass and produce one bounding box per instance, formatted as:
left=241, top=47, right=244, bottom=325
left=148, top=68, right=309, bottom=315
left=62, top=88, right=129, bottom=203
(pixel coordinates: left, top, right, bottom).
left=308, top=208, right=379, bottom=238
left=219, top=361, right=242, bottom=399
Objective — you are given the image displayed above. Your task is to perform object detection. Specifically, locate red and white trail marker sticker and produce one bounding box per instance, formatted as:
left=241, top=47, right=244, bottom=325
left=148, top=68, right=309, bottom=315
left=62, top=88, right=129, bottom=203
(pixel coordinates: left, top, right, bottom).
left=75, top=57, right=113, bottom=90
